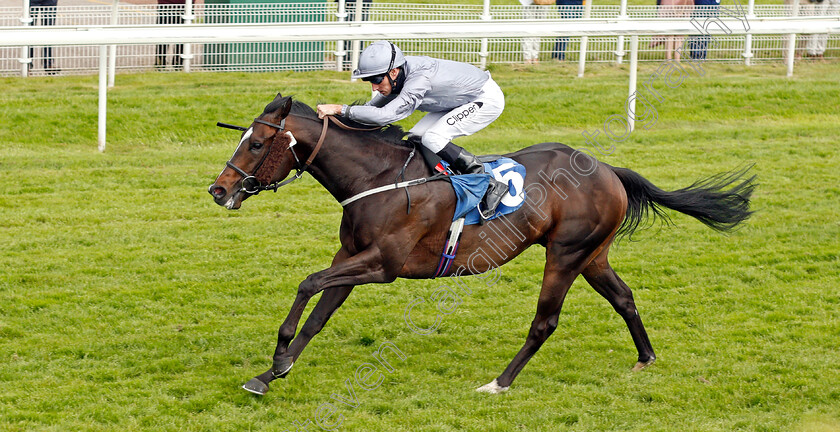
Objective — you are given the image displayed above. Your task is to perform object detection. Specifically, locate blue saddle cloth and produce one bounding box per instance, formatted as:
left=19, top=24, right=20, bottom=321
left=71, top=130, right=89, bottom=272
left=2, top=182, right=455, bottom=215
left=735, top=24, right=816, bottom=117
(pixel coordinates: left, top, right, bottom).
left=448, top=158, right=527, bottom=225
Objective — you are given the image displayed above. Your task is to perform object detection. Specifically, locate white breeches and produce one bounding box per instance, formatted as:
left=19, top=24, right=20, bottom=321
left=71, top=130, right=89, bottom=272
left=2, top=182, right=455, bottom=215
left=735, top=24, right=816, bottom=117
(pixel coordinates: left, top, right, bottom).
left=409, top=77, right=506, bottom=154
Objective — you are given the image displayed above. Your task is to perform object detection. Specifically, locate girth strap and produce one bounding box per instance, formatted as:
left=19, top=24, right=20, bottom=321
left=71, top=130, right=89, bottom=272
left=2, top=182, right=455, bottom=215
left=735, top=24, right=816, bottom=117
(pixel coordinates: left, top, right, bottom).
left=339, top=172, right=448, bottom=207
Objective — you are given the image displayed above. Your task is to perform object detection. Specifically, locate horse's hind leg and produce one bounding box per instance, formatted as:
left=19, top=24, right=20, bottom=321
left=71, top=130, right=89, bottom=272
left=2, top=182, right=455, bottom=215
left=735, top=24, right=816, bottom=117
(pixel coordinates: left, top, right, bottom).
left=582, top=250, right=656, bottom=371
left=477, top=243, right=581, bottom=394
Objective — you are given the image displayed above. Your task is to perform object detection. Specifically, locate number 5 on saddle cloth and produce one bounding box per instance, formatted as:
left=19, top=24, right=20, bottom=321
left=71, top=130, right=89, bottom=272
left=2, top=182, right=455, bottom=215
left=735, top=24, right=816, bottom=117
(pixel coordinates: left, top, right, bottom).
left=446, top=158, right=526, bottom=225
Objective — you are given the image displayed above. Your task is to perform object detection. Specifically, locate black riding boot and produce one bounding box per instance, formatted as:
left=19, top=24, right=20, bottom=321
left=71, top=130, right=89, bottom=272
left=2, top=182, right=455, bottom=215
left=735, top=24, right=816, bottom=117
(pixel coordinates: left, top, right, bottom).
left=437, top=142, right=509, bottom=220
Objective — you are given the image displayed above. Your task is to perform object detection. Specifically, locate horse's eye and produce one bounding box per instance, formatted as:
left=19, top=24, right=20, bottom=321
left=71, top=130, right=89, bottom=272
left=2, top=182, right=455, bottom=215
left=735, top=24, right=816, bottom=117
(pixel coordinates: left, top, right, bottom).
left=251, top=142, right=264, bottom=150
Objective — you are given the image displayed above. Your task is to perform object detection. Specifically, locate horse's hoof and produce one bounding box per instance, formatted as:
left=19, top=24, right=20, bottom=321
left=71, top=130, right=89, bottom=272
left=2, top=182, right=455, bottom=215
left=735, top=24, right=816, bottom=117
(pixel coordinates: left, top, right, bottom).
left=632, top=358, right=656, bottom=372
left=476, top=379, right=509, bottom=394
left=271, top=358, right=294, bottom=379
left=242, top=378, right=269, bottom=395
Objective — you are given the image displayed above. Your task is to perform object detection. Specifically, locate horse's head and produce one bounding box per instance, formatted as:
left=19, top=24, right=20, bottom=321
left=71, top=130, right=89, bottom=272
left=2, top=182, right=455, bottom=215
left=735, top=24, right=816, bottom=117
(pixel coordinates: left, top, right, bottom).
left=209, top=94, right=299, bottom=209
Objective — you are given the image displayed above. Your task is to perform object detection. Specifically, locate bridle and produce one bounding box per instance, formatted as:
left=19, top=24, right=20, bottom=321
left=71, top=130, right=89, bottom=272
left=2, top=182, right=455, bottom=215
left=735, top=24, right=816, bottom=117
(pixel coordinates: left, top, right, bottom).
left=219, top=113, right=381, bottom=195
left=221, top=116, right=329, bottom=194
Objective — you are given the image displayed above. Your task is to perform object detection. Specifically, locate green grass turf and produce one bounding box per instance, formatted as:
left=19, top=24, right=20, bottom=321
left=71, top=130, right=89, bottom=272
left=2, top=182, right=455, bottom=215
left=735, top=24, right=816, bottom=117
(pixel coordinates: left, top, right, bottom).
left=0, top=61, right=838, bottom=431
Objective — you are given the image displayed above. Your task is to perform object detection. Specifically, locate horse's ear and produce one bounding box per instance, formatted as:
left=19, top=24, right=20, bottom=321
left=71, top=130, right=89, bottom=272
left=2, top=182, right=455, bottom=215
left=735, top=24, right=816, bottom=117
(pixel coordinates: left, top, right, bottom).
left=274, top=92, right=283, bottom=100
left=263, top=95, right=293, bottom=119
left=279, top=97, right=293, bottom=118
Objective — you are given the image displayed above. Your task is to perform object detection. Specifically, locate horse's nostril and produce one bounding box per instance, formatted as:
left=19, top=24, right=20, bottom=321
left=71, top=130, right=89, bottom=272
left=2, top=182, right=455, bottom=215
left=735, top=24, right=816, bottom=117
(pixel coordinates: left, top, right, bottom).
left=209, top=185, right=226, bottom=198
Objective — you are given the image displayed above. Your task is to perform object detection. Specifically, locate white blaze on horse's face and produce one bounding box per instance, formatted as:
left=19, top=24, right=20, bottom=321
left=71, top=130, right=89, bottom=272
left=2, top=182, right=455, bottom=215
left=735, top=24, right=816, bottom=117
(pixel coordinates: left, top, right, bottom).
left=238, top=127, right=254, bottom=152
left=215, top=127, right=254, bottom=181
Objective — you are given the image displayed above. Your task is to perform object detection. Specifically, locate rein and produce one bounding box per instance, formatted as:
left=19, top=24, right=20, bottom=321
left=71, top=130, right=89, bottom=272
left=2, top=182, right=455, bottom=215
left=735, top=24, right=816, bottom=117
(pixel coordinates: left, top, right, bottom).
left=328, top=116, right=382, bottom=132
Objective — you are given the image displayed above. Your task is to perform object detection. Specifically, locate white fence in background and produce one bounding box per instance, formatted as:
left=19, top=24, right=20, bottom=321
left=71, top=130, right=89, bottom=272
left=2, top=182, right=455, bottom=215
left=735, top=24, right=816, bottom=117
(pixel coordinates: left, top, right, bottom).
left=1, top=2, right=838, bottom=151
left=0, top=3, right=825, bottom=25
left=1, top=3, right=838, bottom=76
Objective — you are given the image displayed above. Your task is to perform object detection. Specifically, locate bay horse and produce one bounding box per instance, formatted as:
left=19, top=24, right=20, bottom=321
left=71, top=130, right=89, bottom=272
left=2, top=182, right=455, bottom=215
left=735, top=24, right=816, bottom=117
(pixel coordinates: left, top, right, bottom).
left=208, top=94, right=755, bottom=395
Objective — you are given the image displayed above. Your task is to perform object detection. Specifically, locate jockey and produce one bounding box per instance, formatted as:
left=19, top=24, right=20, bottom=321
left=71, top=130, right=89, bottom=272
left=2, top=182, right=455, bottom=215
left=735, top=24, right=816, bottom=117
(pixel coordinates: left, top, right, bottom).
left=317, top=40, right=509, bottom=220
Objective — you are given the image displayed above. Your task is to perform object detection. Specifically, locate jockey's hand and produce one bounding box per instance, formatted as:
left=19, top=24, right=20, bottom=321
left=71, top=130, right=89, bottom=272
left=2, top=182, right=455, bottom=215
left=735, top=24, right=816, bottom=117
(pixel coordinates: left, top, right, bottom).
left=316, top=104, right=343, bottom=119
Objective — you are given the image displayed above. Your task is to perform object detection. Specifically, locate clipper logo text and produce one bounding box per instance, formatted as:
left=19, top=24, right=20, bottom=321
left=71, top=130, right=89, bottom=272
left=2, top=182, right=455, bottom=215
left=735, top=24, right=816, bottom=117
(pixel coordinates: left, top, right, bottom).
left=446, top=103, right=482, bottom=125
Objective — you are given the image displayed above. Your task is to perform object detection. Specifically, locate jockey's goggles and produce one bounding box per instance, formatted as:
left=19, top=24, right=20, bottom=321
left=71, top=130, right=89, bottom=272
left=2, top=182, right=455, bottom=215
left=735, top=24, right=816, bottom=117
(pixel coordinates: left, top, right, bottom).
left=362, top=74, right=387, bottom=85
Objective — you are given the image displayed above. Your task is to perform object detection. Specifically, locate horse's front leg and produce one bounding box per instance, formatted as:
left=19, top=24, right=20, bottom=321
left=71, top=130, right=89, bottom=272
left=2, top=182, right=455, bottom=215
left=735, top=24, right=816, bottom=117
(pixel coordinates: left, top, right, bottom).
left=270, top=248, right=352, bottom=367
left=243, top=247, right=394, bottom=395
left=244, top=285, right=354, bottom=394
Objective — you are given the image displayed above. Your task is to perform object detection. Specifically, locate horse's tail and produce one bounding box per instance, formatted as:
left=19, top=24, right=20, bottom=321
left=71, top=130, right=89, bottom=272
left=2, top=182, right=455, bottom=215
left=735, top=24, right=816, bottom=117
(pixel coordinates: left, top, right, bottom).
left=609, top=165, right=757, bottom=239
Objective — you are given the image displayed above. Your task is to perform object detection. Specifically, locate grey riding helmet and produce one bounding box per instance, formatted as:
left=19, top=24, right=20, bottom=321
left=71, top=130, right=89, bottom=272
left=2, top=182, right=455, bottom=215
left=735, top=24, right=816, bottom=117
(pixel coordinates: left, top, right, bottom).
left=351, top=41, right=406, bottom=80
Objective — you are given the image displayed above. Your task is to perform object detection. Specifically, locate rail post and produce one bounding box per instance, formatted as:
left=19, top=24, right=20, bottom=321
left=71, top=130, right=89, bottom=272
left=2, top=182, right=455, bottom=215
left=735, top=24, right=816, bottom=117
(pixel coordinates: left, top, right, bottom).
left=335, top=0, right=347, bottom=71
left=98, top=45, right=108, bottom=152
left=742, top=0, right=755, bottom=65
left=627, top=34, right=638, bottom=132
left=20, top=0, right=33, bottom=77
left=108, top=0, right=118, bottom=87
left=480, top=0, right=491, bottom=70
left=615, top=0, right=627, bottom=64
left=577, top=0, right=592, bottom=77
left=182, top=0, right=195, bottom=73
left=349, top=0, right=363, bottom=79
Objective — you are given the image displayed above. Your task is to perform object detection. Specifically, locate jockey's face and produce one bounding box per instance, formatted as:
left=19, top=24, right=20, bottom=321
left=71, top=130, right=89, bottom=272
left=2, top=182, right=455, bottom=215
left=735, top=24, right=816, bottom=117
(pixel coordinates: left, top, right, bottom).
left=369, top=68, right=400, bottom=96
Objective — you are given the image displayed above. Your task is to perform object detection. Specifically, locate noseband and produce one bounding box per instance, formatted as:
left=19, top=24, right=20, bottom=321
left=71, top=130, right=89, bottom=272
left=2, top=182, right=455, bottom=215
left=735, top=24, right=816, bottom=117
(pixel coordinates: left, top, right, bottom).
left=224, top=116, right=330, bottom=194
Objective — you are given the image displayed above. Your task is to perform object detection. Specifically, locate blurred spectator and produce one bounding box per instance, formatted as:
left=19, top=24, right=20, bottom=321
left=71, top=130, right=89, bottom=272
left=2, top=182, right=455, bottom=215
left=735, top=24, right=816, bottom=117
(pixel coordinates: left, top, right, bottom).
left=658, top=0, right=692, bottom=61
left=551, top=0, right=583, bottom=61
left=345, top=0, right=372, bottom=22
left=520, top=0, right=550, bottom=64
left=784, top=0, right=809, bottom=61
left=155, top=0, right=186, bottom=69
left=800, top=0, right=818, bottom=57
left=650, top=0, right=663, bottom=47
left=29, top=0, right=59, bottom=74
left=688, top=0, right=719, bottom=60
left=805, top=0, right=839, bottom=59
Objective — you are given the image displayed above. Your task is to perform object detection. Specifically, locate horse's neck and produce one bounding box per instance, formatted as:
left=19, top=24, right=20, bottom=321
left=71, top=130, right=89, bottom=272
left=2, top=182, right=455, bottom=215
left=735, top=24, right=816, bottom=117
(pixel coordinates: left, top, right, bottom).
left=295, top=118, right=415, bottom=202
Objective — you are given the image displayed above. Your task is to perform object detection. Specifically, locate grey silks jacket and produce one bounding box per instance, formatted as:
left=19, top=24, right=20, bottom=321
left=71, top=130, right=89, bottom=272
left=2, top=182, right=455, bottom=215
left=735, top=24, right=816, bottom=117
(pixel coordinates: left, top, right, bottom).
left=345, top=55, right=490, bottom=126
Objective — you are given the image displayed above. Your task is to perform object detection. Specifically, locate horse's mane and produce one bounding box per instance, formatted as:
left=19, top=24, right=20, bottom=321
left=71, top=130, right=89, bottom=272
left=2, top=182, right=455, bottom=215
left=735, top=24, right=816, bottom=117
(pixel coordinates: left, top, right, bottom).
left=264, top=96, right=408, bottom=147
